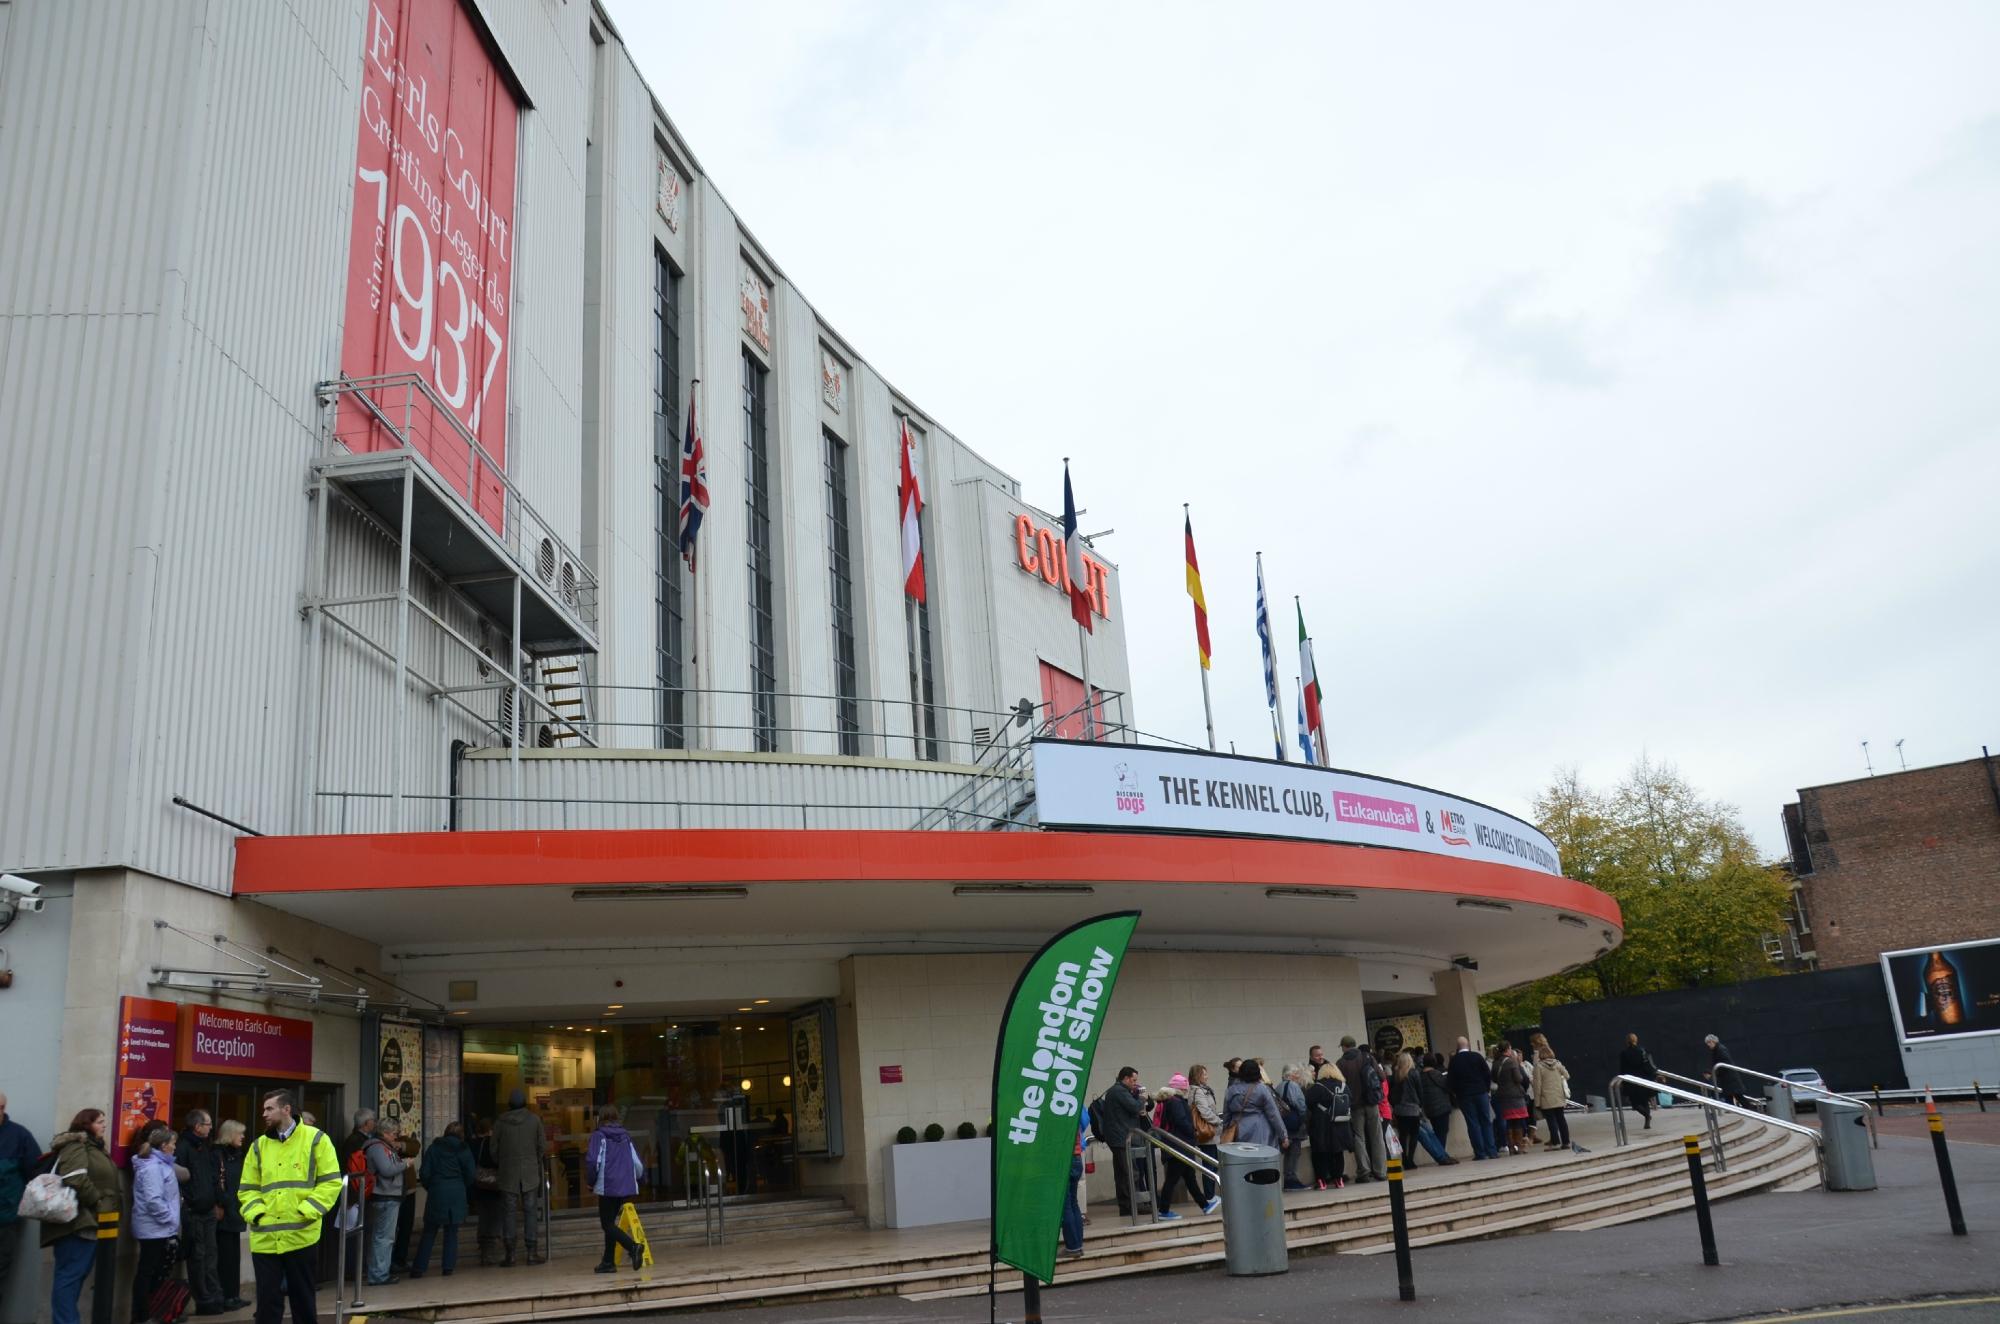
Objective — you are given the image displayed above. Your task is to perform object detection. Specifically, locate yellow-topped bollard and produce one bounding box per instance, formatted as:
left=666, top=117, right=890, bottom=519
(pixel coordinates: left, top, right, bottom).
left=1386, top=1156, right=1414, bottom=1301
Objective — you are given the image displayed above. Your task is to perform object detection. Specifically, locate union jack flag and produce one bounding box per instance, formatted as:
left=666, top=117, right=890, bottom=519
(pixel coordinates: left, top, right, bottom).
left=679, top=383, right=708, bottom=570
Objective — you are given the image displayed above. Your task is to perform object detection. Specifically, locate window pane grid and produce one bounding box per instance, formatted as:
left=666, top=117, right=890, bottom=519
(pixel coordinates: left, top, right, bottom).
left=824, top=429, right=860, bottom=755
left=653, top=249, right=685, bottom=747
left=744, top=348, right=777, bottom=750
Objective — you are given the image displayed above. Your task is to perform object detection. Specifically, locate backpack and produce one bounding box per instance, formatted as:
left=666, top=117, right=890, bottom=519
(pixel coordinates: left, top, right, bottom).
left=148, top=1275, right=192, bottom=1324
left=1085, top=1096, right=1107, bottom=1147
left=1276, top=1082, right=1305, bottom=1134
left=346, top=1144, right=374, bottom=1201
left=1328, top=1078, right=1353, bottom=1123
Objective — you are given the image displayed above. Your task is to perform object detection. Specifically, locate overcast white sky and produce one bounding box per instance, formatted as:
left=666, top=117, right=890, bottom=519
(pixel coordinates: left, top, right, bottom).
left=612, top=2, right=2000, bottom=854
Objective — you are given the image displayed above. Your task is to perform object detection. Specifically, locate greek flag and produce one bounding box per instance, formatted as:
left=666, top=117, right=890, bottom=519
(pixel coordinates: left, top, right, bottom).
left=1256, top=554, right=1286, bottom=760
left=1298, top=682, right=1316, bottom=766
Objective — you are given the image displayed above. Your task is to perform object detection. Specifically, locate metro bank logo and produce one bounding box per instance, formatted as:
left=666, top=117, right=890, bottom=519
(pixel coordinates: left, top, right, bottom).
left=1335, top=791, right=1419, bottom=833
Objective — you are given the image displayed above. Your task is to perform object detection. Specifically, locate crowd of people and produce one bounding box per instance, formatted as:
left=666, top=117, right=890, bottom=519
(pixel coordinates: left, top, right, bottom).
left=1085, top=1033, right=1587, bottom=1232
left=0, top=1084, right=655, bottom=1324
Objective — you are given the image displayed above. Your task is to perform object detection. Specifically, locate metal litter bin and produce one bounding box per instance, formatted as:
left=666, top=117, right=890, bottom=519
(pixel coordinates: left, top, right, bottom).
left=1770, top=1082, right=1797, bottom=1125
left=1818, top=1097, right=1876, bottom=1191
left=1217, top=1142, right=1287, bottom=1275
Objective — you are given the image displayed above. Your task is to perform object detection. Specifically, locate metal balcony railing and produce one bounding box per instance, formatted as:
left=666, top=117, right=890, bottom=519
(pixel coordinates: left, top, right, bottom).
left=316, top=372, right=600, bottom=638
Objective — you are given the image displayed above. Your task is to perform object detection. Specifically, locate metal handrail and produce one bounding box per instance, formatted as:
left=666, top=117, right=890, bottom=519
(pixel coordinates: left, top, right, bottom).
left=1716, top=1063, right=1879, bottom=1149
left=701, top=1155, right=726, bottom=1246
left=1608, top=1074, right=1823, bottom=1187
left=318, top=373, right=600, bottom=628
left=1139, top=1128, right=1221, bottom=1182
left=1646, top=1069, right=1727, bottom=1168
left=333, top=1174, right=361, bottom=1324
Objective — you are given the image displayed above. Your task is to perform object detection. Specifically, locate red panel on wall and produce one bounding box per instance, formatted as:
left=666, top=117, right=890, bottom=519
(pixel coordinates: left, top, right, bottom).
left=1038, top=661, right=1104, bottom=742
left=339, top=0, right=521, bottom=533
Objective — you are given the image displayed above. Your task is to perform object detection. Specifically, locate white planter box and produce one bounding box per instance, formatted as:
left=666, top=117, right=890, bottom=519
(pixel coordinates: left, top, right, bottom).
left=882, top=1136, right=991, bottom=1228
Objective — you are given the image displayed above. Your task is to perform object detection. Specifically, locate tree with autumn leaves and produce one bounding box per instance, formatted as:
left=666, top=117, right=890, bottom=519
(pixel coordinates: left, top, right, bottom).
left=1480, top=758, right=1796, bottom=1032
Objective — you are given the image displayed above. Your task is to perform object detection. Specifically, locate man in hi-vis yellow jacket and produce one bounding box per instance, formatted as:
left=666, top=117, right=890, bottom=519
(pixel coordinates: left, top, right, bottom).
left=238, top=1089, right=343, bottom=1324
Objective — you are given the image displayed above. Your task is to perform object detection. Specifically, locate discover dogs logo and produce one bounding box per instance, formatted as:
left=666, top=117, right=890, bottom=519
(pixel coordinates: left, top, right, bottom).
left=1113, top=763, right=1146, bottom=816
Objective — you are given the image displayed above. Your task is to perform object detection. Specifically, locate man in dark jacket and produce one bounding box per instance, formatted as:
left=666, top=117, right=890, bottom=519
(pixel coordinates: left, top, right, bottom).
left=179, top=1109, right=228, bottom=1315
left=1336, top=1038, right=1387, bottom=1180
left=493, top=1090, right=549, bottom=1266
left=1445, top=1037, right=1499, bottom=1159
left=0, top=1092, right=42, bottom=1306
left=1095, top=1069, right=1152, bottom=1216
left=1703, top=1034, right=1741, bottom=1108
left=1618, top=1033, right=1658, bottom=1127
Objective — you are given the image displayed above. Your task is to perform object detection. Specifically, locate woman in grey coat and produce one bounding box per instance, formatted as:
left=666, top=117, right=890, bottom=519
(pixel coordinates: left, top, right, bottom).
left=1221, top=1059, right=1288, bottom=1150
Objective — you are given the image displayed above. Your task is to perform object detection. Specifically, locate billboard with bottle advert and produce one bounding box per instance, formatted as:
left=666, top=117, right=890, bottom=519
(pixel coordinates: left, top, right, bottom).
left=1881, top=937, right=2000, bottom=1043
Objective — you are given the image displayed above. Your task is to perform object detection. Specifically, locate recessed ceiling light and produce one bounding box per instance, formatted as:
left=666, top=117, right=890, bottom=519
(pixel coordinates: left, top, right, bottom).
left=737, top=1006, right=752, bottom=1012
left=753, top=999, right=770, bottom=1005
left=607, top=1003, right=624, bottom=1009
left=1556, top=914, right=1588, bottom=929
left=1456, top=898, right=1513, bottom=912
left=952, top=883, right=1094, bottom=897
left=1265, top=887, right=1357, bottom=901
left=740, top=1078, right=753, bottom=1091
left=571, top=885, right=748, bottom=902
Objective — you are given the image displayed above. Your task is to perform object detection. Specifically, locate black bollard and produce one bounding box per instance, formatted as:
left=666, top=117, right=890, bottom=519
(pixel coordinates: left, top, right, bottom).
left=1387, top=1156, right=1415, bottom=1302
left=1684, top=1135, right=1719, bottom=1266
left=1975, top=1081, right=1986, bottom=1114
left=1873, top=1084, right=1884, bottom=1116
left=91, top=1207, right=121, bottom=1324
left=1928, top=1113, right=1968, bottom=1236
left=1023, top=1274, right=1043, bottom=1323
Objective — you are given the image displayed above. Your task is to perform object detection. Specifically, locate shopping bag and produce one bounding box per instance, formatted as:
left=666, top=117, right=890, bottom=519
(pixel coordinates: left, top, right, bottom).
left=613, top=1200, right=654, bottom=1267
left=18, top=1171, right=83, bottom=1223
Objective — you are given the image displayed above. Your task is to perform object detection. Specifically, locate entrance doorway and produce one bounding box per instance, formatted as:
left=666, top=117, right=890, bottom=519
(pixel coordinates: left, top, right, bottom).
left=461, top=1017, right=799, bottom=1209
left=175, top=1075, right=344, bottom=1139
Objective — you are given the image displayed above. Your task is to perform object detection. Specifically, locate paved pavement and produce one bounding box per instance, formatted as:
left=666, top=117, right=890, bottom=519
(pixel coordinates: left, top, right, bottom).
left=640, top=1126, right=1998, bottom=1324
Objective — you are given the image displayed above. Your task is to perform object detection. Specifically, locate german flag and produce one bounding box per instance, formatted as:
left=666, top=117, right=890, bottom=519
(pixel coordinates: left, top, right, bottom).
left=1185, top=508, right=1211, bottom=669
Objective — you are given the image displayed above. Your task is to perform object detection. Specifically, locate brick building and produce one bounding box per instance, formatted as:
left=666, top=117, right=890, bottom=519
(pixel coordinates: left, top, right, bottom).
left=1781, top=752, right=2000, bottom=971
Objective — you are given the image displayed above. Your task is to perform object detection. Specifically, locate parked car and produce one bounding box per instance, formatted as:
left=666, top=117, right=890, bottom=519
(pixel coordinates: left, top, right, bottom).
left=1779, top=1067, right=1828, bottom=1111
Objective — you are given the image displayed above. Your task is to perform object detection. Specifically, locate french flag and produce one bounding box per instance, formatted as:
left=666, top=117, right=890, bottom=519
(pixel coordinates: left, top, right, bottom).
left=1062, top=461, right=1092, bottom=632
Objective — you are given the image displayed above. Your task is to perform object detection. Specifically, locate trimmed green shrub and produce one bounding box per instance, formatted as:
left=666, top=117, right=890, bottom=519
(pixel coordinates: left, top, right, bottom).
left=923, top=1123, right=946, bottom=1142
left=896, top=1126, right=918, bottom=1145
left=956, top=1121, right=978, bottom=1140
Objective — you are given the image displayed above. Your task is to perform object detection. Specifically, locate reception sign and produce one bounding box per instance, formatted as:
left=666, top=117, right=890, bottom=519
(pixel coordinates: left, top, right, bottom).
left=114, top=997, right=179, bottom=1163
left=1032, top=740, right=1562, bottom=877
left=177, top=1005, right=314, bottom=1080
left=991, top=911, right=1140, bottom=1285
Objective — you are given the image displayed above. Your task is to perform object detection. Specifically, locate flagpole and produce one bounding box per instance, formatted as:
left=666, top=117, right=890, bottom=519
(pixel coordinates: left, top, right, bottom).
left=1293, top=675, right=1307, bottom=765
left=1186, top=505, right=1215, bottom=751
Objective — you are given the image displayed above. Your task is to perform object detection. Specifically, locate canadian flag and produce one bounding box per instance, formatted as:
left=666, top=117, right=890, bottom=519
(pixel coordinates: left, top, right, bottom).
left=899, top=418, right=925, bottom=602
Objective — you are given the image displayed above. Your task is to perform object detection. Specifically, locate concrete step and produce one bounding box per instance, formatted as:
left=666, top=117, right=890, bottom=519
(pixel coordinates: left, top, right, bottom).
left=542, top=1198, right=864, bottom=1250
left=402, top=1116, right=1819, bottom=1319
left=902, top=1118, right=1814, bottom=1301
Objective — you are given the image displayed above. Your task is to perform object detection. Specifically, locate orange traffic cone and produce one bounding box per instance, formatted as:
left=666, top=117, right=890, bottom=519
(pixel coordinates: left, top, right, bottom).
left=1923, top=1086, right=1938, bottom=1117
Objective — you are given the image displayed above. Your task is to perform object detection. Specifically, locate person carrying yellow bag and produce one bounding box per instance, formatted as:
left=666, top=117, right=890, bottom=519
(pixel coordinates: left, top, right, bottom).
left=238, top=1089, right=342, bottom=1324
left=584, top=1106, right=648, bottom=1273
left=613, top=1201, right=653, bottom=1268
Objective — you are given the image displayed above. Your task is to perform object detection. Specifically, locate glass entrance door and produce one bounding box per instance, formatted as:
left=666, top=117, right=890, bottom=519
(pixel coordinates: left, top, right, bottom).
left=461, top=1017, right=798, bottom=1208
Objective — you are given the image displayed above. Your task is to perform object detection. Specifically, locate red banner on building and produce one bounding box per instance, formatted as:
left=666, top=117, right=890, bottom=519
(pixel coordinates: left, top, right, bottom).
left=114, top=997, right=179, bottom=1163
left=339, top=0, right=521, bottom=533
left=177, top=1004, right=314, bottom=1081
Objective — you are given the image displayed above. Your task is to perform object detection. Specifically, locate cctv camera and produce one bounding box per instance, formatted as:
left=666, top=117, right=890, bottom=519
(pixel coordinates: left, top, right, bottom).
left=14, top=896, right=43, bottom=913
left=0, top=874, right=42, bottom=899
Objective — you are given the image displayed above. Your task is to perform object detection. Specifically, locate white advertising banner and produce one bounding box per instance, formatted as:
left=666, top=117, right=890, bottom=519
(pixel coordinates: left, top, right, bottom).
left=1031, top=740, right=1562, bottom=876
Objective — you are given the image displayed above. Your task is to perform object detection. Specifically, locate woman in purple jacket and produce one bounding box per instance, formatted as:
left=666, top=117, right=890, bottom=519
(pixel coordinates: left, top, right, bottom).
left=585, top=1106, right=645, bottom=1273
left=129, top=1123, right=182, bottom=1322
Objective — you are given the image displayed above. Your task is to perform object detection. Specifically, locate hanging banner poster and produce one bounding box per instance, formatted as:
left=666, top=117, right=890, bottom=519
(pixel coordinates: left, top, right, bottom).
left=377, top=1018, right=425, bottom=1137
left=337, top=0, right=522, bottom=533
left=114, top=997, right=180, bottom=1163
left=991, top=911, right=1140, bottom=1286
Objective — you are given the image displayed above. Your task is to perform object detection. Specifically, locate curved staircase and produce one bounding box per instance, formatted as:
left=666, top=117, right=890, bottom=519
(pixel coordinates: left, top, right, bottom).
left=359, top=1113, right=1817, bottom=1321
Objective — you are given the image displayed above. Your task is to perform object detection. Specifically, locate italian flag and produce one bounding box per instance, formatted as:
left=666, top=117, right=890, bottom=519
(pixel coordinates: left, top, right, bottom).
left=1298, top=601, right=1325, bottom=764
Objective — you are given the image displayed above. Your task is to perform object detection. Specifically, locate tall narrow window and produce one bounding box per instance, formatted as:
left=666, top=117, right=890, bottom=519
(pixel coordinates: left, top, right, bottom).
left=897, top=413, right=941, bottom=762
left=743, top=347, right=778, bottom=750
left=823, top=430, right=861, bottom=755
left=652, top=248, right=685, bottom=747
